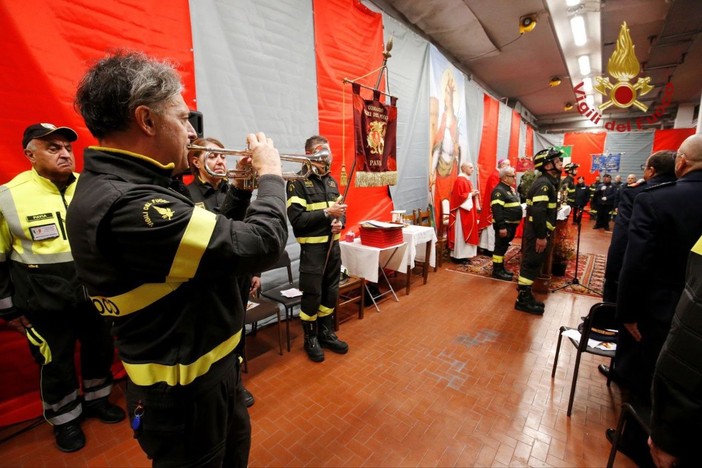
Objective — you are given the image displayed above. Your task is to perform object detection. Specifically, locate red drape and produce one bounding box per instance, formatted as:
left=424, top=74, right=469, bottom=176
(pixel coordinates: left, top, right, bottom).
left=563, top=132, right=607, bottom=183
left=477, top=94, right=499, bottom=205
left=313, top=0, right=391, bottom=233
left=652, top=128, right=696, bottom=153
left=0, top=0, right=193, bottom=427
left=507, top=110, right=521, bottom=165
left=525, top=125, right=534, bottom=158
left=0, top=0, right=196, bottom=182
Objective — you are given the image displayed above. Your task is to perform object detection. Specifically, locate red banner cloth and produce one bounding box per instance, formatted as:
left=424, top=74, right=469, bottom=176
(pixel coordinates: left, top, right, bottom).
left=652, top=128, right=695, bottom=153
left=352, top=84, right=398, bottom=187
left=563, top=132, right=607, bottom=184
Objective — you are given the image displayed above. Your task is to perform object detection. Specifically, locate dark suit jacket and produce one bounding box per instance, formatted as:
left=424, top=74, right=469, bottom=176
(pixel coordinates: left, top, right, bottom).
left=616, top=170, right=702, bottom=398
left=603, top=175, right=676, bottom=302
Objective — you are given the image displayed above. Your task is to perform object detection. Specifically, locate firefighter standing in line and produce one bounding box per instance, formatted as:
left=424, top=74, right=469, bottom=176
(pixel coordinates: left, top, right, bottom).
left=490, top=166, right=522, bottom=281
left=560, top=162, right=579, bottom=223
left=0, top=123, right=124, bottom=453
left=515, top=148, right=563, bottom=315
left=287, top=135, right=349, bottom=362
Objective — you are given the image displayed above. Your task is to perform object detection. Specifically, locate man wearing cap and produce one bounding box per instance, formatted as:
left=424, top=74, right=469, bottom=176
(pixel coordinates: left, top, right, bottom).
left=515, top=147, right=562, bottom=315
left=0, top=123, right=124, bottom=453
left=593, top=173, right=616, bottom=230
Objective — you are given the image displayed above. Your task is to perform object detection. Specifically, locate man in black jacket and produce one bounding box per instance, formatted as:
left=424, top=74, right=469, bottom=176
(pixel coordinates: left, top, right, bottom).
left=490, top=166, right=521, bottom=281
left=593, top=173, right=616, bottom=230
left=69, top=51, right=287, bottom=467
left=648, top=233, right=702, bottom=468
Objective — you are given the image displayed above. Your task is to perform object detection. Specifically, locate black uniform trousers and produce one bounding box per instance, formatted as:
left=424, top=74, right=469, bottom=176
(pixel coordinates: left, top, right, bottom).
left=518, top=222, right=552, bottom=284
left=492, top=223, right=518, bottom=263
left=595, top=203, right=613, bottom=229
left=299, top=242, right=341, bottom=319
left=25, top=302, right=114, bottom=426
left=127, top=356, right=251, bottom=468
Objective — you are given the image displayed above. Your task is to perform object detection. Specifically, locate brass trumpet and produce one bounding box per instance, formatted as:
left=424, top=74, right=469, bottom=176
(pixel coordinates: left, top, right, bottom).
left=187, top=144, right=331, bottom=189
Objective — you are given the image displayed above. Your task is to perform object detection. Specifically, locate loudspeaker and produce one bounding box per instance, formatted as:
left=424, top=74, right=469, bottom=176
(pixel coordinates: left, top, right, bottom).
left=519, top=14, right=537, bottom=34
left=188, top=110, right=204, bottom=138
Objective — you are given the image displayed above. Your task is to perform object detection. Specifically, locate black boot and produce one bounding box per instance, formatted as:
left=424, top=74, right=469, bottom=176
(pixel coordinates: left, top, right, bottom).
left=515, top=285, right=544, bottom=315
left=491, top=262, right=513, bottom=281
left=83, top=397, right=126, bottom=424
left=514, top=284, right=544, bottom=307
left=301, top=320, right=324, bottom=362
left=54, top=420, right=86, bottom=453
left=318, top=315, right=349, bottom=354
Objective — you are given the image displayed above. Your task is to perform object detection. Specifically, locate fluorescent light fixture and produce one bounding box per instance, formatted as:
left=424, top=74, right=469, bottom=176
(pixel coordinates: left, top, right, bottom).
left=578, top=55, right=591, bottom=76
left=583, top=77, right=593, bottom=93
left=570, top=15, right=587, bottom=46
left=585, top=94, right=594, bottom=108
left=566, top=0, right=581, bottom=5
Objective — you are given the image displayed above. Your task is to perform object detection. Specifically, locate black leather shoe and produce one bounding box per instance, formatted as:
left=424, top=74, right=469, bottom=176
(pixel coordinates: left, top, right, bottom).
left=84, top=400, right=126, bottom=424
left=492, top=269, right=514, bottom=281
left=242, top=386, right=255, bottom=408
left=54, top=421, right=86, bottom=453
left=598, top=364, right=611, bottom=378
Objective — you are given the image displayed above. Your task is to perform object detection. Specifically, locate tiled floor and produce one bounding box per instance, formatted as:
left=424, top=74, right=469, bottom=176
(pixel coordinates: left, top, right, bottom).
left=0, top=221, right=636, bottom=467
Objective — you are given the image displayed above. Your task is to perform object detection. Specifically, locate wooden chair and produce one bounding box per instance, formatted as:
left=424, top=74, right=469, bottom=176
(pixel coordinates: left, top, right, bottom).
left=551, top=302, right=618, bottom=416
left=334, top=275, right=365, bottom=331
left=260, top=250, right=300, bottom=352
left=243, top=290, right=283, bottom=372
left=435, top=199, right=450, bottom=270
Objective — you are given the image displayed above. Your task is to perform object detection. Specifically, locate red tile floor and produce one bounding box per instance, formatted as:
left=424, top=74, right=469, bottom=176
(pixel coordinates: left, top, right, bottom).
left=0, top=222, right=637, bottom=467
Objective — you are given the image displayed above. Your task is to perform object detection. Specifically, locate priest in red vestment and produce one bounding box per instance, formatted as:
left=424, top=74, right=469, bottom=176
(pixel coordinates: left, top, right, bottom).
left=478, top=158, right=512, bottom=253
left=448, top=162, right=481, bottom=263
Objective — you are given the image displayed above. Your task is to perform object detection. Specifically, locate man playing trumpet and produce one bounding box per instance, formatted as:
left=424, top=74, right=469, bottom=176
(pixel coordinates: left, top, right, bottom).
left=287, top=135, right=349, bottom=362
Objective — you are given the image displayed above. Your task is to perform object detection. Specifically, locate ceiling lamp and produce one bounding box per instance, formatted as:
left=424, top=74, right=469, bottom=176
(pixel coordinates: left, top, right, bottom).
left=583, top=77, right=593, bottom=93
left=578, top=55, right=591, bottom=76
left=566, top=0, right=581, bottom=6
left=564, top=102, right=574, bottom=111
left=549, top=76, right=562, bottom=87
left=570, top=15, right=587, bottom=46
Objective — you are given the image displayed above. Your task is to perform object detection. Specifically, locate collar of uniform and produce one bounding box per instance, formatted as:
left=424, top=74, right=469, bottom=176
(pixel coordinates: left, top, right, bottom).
left=83, top=147, right=174, bottom=186
left=30, top=168, right=77, bottom=193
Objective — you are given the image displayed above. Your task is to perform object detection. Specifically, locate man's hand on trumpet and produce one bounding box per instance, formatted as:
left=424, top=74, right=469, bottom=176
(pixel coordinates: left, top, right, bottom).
left=247, top=132, right=282, bottom=178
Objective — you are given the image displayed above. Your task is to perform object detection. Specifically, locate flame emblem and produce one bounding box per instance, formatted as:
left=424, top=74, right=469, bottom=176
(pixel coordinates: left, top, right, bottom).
left=594, top=22, right=653, bottom=111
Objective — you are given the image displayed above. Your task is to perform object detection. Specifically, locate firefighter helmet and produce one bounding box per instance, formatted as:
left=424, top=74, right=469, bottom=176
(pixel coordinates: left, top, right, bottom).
left=564, top=162, right=579, bottom=174
left=533, top=148, right=563, bottom=171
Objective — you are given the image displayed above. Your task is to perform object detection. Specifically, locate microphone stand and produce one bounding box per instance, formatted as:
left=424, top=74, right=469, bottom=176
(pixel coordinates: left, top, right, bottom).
left=551, top=206, right=601, bottom=295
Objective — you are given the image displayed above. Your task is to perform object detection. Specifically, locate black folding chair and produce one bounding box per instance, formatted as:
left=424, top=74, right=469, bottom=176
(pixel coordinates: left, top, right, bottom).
left=260, top=250, right=300, bottom=352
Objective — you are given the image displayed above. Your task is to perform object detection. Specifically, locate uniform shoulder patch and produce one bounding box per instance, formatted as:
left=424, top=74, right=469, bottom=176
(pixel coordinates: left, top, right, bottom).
left=143, top=198, right=174, bottom=227
left=542, top=185, right=549, bottom=192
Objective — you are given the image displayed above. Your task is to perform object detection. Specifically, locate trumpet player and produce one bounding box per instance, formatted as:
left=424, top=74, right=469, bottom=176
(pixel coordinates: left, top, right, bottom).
left=68, top=51, right=288, bottom=467
left=187, top=137, right=259, bottom=408
left=287, top=135, right=349, bottom=362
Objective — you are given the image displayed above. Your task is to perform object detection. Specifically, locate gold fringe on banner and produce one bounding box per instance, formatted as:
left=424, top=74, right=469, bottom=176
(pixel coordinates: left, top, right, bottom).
left=355, top=171, right=398, bottom=187
left=340, top=164, right=348, bottom=186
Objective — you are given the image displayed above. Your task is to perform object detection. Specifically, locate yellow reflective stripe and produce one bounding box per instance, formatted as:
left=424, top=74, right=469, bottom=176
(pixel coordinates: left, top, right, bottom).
left=91, top=282, right=184, bottom=317
left=287, top=196, right=307, bottom=208
left=492, top=255, right=504, bottom=262
left=26, top=328, right=52, bottom=364
left=300, top=311, right=317, bottom=321
left=122, top=330, right=241, bottom=386
left=169, top=208, right=217, bottom=279
left=306, top=201, right=329, bottom=211
left=518, top=276, right=534, bottom=286
left=491, top=199, right=505, bottom=206
left=692, top=236, right=702, bottom=255
left=297, top=235, right=329, bottom=244
left=504, top=202, right=520, bottom=208
left=547, top=203, right=557, bottom=208
left=546, top=222, right=555, bottom=231
left=297, top=233, right=341, bottom=244
left=532, top=195, right=550, bottom=202
left=318, top=304, right=334, bottom=317
left=567, top=188, right=575, bottom=193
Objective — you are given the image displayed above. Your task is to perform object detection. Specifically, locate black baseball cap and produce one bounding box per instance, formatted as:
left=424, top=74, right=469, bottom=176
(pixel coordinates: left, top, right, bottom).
left=22, top=123, right=78, bottom=149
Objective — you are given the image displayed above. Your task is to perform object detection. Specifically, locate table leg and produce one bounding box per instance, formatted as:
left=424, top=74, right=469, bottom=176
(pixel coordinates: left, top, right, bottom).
left=423, top=240, right=431, bottom=284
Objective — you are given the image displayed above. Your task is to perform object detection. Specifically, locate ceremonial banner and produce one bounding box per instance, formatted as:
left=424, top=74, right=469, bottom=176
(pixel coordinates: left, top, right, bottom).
left=352, top=83, right=398, bottom=187
left=591, top=153, right=622, bottom=173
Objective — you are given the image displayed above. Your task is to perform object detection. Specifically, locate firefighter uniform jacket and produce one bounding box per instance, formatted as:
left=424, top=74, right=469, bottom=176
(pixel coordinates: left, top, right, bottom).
left=66, top=148, right=288, bottom=393
left=287, top=174, right=343, bottom=245
left=490, top=181, right=522, bottom=230
left=0, top=169, right=81, bottom=320
left=525, top=172, right=560, bottom=239
left=559, top=174, right=576, bottom=205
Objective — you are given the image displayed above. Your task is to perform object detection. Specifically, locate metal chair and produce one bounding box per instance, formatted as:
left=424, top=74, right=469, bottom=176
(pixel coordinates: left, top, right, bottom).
left=606, top=401, right=652, bottom=468
left=551, top=301, right=618, bottom=416
left=260, top=250, right=300, bottom=352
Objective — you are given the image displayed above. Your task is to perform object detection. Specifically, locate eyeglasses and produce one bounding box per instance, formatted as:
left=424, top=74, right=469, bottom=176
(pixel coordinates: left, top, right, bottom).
left=640, top=163, right=647, bottom=170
